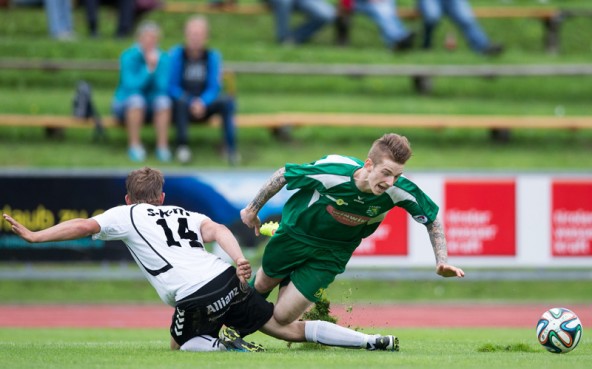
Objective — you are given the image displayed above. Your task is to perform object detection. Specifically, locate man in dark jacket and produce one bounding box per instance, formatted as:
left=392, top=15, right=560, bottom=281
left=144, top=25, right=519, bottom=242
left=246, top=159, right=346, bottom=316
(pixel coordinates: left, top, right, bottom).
left=168, top=16, right=238, bottom=165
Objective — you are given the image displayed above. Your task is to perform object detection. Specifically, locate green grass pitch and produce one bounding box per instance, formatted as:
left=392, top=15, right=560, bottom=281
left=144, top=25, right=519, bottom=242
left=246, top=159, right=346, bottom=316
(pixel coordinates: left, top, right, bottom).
left=0, top=327, right=589, bottom=369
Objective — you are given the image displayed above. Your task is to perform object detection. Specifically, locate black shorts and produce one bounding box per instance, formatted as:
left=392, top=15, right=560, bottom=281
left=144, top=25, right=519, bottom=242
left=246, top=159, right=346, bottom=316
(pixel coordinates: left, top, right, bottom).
left=170, top=267, right=274, bottom=346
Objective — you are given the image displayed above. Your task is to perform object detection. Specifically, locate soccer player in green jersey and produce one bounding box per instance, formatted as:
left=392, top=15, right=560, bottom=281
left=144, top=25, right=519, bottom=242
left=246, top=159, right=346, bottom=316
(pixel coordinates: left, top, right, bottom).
left=241, top=133, right=465, bottom=329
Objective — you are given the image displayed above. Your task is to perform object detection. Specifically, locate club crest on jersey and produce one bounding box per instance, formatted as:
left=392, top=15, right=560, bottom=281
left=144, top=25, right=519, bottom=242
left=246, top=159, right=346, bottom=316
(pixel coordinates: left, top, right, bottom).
left=366, top=206, right=381, bottom=217
left=413, top=215, right=429, bottom=224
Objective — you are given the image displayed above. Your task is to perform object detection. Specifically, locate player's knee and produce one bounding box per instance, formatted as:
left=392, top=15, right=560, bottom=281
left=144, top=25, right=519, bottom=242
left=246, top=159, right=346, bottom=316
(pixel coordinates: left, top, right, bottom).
left=272, top=313, right=292, bottom=326
left=272, top=309, right=297, bottom=326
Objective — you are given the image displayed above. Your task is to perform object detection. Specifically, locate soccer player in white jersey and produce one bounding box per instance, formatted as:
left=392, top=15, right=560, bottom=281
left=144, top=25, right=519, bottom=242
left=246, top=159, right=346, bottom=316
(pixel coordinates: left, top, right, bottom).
left=3, top=167, right=400, bottom=352
left=241, top=133, right=465, bottom=337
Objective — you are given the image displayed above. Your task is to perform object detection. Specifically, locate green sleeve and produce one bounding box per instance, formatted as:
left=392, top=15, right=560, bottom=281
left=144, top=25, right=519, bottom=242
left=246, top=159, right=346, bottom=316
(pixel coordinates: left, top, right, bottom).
left=393, top=177, right=440, bottom=225
left=284, top=155, right=362, bottom=191
left=284, top=161, right=325, bottom=191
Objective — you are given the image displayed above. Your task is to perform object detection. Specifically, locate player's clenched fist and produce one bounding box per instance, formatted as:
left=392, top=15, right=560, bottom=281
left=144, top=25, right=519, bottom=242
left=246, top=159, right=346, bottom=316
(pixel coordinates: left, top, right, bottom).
left=240, top=208, right=261, bottom=236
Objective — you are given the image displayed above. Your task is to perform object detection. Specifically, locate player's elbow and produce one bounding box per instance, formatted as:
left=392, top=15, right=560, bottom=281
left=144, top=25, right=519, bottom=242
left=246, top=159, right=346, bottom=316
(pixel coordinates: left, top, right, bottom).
left=212, top=224, right=233, bottom=243
left=78, top=219, right=100, bottom=237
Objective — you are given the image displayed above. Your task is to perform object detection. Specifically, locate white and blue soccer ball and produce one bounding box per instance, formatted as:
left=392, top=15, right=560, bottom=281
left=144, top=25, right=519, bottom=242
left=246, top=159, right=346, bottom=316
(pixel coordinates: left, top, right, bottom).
left=536, top=307, right=583, bottom=354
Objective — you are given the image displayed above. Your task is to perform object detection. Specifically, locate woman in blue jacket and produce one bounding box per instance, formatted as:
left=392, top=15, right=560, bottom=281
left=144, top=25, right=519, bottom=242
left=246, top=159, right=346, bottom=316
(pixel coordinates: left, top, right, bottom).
left=112, top=21, right=172, bottom=162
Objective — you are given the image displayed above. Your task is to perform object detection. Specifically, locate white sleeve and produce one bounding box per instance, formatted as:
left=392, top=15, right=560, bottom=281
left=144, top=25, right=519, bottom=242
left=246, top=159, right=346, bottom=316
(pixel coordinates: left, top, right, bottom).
left=189, top=210, right=211, bottom=229
left=91, top=205, right=131, bottom=241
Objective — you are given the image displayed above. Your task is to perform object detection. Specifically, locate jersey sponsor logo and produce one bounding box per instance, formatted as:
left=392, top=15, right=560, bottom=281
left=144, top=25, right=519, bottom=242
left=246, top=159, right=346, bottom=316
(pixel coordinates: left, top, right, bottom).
left=366, top=206, right=381, bottom=217
left=354, top=196, right=365, bottom=204
left=206, top=287, right=239, bottom=314
left=147, top=207, right=191, bottom=218
left=326, top=205, right=371, bottom=226
left=413, top=215, right=429, bottom=224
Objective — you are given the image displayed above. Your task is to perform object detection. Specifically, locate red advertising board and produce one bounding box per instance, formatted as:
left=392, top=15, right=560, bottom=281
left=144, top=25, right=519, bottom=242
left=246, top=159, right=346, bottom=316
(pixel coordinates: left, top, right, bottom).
left=551, top=180, right=592, bottom=256
left=354, top=207, right=408, bottom=256
left=445, top=180, right=516, bottom=256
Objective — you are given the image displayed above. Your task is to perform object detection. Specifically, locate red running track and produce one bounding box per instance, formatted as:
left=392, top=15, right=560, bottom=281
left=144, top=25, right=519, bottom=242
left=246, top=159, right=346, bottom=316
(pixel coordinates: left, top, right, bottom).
left=0, top=303, right=590, bottom=328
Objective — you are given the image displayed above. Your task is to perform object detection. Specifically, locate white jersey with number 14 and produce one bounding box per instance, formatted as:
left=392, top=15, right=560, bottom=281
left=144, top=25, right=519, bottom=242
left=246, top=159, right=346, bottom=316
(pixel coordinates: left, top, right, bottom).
left=92, top=203, right=231, bottom=306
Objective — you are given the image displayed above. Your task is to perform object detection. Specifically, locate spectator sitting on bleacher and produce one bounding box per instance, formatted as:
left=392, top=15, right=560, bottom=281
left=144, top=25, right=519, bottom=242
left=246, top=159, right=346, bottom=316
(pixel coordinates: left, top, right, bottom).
left=83, top=0, right=161, bottom=38
left=112, top=21, right=172, bottom=162
left=417, top=0, right=503, bottom=56
left=168, top=16, right=239, bottom=165
left=83, top=0, right=134, bottom=38
left=339, top=0, right=415, bottom=52
left=268, top=0, right=336, bottom=45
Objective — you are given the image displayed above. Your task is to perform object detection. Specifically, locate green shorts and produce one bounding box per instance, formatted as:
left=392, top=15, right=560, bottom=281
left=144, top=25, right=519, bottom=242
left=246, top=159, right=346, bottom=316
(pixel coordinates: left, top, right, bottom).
left=261, top=229, right=355, bottom=302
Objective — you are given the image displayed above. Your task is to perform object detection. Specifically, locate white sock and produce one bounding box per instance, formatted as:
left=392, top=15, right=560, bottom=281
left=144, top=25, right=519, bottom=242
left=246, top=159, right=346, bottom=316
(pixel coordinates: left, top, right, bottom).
left=180, top=335, right=226, bottom=352
left=304, top=320, right=371, bottom=349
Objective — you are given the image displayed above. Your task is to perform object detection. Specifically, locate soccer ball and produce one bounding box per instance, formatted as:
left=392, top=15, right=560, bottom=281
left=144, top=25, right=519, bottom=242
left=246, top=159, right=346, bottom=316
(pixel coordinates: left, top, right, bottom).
left=536, top=307, right=583, bottom=353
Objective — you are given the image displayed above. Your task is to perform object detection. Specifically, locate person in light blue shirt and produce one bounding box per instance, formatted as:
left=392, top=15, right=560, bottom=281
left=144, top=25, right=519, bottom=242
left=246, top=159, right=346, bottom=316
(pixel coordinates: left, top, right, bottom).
left=44, top=0, right=74, bottom=40
left=350, top=0, right=415, bottom=51
left=112, top=21, right=172, bottom=162
left=417, top=0, right=503, bottom=55
left=269, top=0, right=336, bottom=44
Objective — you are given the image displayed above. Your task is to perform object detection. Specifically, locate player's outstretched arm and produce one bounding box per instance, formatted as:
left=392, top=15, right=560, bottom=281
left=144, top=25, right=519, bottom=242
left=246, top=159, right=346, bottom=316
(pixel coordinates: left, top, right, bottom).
left=426, top=217, right=465, bottom=278
left=240, top=167, right=287, bottom=236
left=200, top=219, right=252, bottom=282
left=3, top=214, right=100, bottom=243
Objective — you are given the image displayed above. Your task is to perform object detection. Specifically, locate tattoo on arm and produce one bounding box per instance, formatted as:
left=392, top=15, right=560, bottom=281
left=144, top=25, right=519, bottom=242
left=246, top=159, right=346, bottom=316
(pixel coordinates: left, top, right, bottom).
left=246, top=167, right=287, bottom=213
left=427, top=218, right=448, bottom=265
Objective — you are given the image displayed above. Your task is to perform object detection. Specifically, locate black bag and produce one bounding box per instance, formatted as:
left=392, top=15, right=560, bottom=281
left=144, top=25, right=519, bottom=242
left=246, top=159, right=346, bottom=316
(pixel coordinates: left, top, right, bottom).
left=72, top=80, right=106, bottom=141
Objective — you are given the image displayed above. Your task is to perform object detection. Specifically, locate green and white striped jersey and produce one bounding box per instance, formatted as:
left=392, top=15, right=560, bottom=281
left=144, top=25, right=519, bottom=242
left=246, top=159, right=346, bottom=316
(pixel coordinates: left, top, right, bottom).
left=280, top=154, right=439, bottom=249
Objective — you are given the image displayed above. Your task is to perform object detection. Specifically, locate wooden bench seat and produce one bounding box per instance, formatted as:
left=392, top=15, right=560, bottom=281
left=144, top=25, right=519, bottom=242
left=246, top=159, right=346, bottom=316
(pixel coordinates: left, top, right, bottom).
left=162, top=2, right=268, bottom=15
left=239, top=113, right=592, bottom=130
left=162, top=2, right=559, bottom=20
left=1, top=112, right=590, bottom=130
left=0, top=114, right=117, bottom=129
left=162, top=2, right=564, bottom=52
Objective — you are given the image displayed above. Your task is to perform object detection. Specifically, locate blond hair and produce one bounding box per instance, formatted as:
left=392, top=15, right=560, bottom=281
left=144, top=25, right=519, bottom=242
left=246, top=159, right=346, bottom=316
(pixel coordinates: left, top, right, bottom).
left=368, top=133, right=412, bottom=165
left=125, top=167, right=164, bottom=205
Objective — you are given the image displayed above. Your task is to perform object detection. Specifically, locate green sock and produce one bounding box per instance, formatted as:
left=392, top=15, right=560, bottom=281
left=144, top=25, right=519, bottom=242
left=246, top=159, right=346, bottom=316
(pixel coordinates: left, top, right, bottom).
left=259, top=290, right=272, bottom=299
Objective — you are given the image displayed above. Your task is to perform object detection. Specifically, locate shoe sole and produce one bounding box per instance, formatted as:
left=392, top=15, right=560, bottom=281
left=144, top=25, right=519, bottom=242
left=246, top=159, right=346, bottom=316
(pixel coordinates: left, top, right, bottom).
left=220, top=328, right=264, bottom=352
left=392, top=336, right=400, bottom=352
